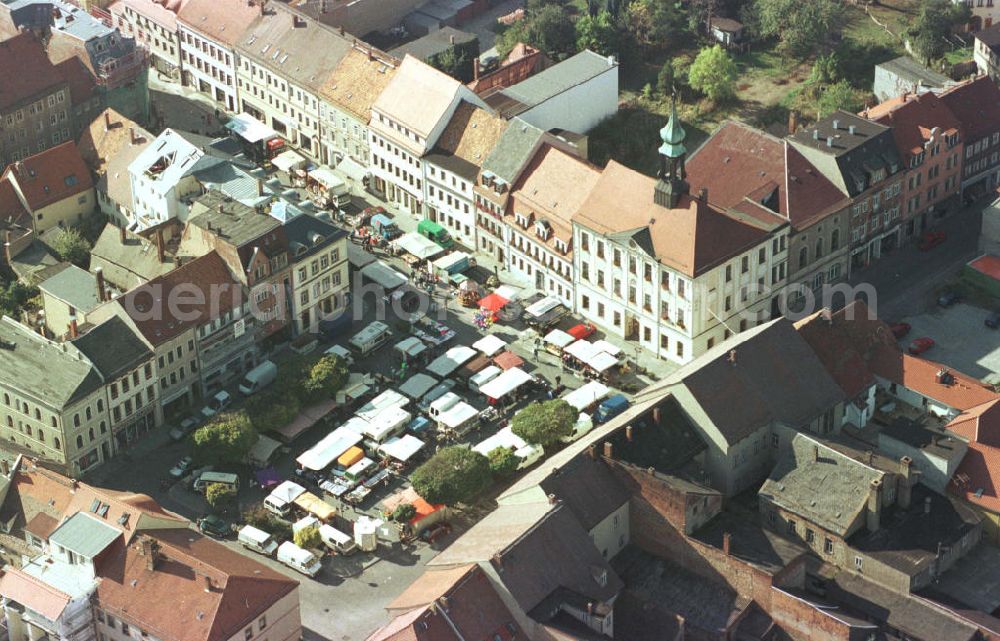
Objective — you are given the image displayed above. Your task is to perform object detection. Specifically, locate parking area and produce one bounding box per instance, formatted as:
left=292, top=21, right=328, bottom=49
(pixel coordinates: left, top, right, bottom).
left=898, top=301, right=1000, bottom=384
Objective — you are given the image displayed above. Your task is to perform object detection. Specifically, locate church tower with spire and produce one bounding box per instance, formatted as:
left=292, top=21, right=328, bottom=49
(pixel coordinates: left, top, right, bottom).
left=654, top=99, right=689, bottom=209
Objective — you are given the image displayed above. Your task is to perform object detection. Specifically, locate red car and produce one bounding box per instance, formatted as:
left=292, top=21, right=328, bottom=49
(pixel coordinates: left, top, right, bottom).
left=918, top=231, right=946, bottom=251
left=890, top=322, right=911, bottom=339
left=567, top=322, right=596, bottom=340
left=908, top=337, right=935, bottom=355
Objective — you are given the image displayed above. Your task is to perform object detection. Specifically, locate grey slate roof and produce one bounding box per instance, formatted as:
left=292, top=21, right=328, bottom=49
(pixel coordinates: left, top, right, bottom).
left=72, top=316, right=151, bottom=381
left=538, top=456, right=629, bottom=531
left=760, top=433, right=884, bottom=536
left=678, top=318, right=846, bottom=445
left=48, top=511, right=121, bottom=559
left=284, top=213, right=347, bottom=260
left=496, top=50, right=615, bottom=116
left=877, top=55, right=954, bottom=88
left=193, top=161, right=275, bottom=210
left=38, top=264, right=101, bottom=314
left=0, top=317, right=102, bottom=408
left=480, top=118, right=545, bottom=184
left=90, top=224, right=174, bottom=290
left=390, top=26, right=476, bottom=61
left=188, top=190, right=280, bottom=248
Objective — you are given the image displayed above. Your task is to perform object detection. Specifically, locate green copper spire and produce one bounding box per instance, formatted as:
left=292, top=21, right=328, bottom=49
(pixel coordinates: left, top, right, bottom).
left=658, top=98, right=687, bottom=158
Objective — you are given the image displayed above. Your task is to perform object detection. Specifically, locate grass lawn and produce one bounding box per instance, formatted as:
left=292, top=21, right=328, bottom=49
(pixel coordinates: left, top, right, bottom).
left=944, top=47, right=973, bottom=65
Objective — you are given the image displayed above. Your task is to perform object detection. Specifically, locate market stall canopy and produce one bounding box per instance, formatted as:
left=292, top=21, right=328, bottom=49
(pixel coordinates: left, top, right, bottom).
left=433, top=251, right=471, bottom=274
left=308, top=167, right=346, bottom=191
left=478, top=292, right=509, bottom=312
left=525, top=295, right=563, bottom=318
left=379, top=434, right=425, bottom=462
left=273, top=148, right=308, bottom=172
left=544, top=328, right=575, bottom=349
left=393, top=232, right=444, bottom=260
left=225, top=113, right=277, bottom=143
left=296, top=424, right=364, bottom=471
left=247, top=434, right=282, bottom=467
left=363, top=406, right=412, bottom=442
left=478, top=366, right=532, bottom=399
left=562, top=381, right=610, bottom=411
left=437, top=401, right=479, bottom=429
left=494, top=284, right=521, bottom=301
left=592, top=340, right=623, bottom=358
left=399, top=372, right=439, bottom=399
left=493, top=350, right=524, bottom=371
left=361, top=260, right=408, bottom=290
left=426, top=345, right=478, bottom=377
left=356, top=390, right=409, bottom=423
left=254, top=467, right=281, bottom=489
left=395, top=336, right=428, bottom=359
left=473, top=334, right=507, bottom=356
left=564, top=340, right=601, bottom=362
left=589, top=351, right=619, bottom=373
left=274, top=399, right=336, bottom=442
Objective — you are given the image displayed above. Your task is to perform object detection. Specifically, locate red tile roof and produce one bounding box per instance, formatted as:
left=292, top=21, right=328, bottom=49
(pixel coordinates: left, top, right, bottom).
left=118, top=251, right=244, bottom=345
left=0, top=33, right=70, bottom=111
left=938, top=76, right=1000, bottom=143
left=785, top=145, right=849, bottom=228
left=867, top=92, right=961, bottom=162
left=512, top=144, right=599, bottom=246
left=97, top=529, right=299, bottom=641
left=950, top=440, right=1000, bottom=514
left=0, top=177, right=30, bottom=230
left=868, top=349, right=998, bottom=412
left=3, top=141, right=93, bottom=210
left=177, top=0, right=266, bottom=47
left=0, top=568, right=71, bottom=620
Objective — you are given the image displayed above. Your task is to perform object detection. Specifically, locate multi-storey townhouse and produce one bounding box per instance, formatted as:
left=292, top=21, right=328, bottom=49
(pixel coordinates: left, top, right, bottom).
left=112, top=0, right=187, bottom=79
left=789, top=112, right=904, bottom=272
left=285, top=213, right=349, bottom=334
left=954, top=0, right=1000, bottom=31
left=938, top=76, right=1000, bottom=200
left=3, top=141, right=95, bottom=234
left=974, top=23, right=1000, bottom=79
left=423, top=103, right=508, bottom=248
left=235, top=3, right=351, bottom=159
left=506, top=145, right=599, bottom=308
left=177, top=0, right=259, bottom=112
left=78, top=109, right=153, bottom=224
left=865, top=91, right=963, bottom=241
left=368, top=55, right=487, bottom=215
left=318, top=46, right=398, bottom=170
left=573, top=108, right=788, bottom=363
left=685, top=121, right=848, bottom=311
left=0, top=33, right=95, bottom=167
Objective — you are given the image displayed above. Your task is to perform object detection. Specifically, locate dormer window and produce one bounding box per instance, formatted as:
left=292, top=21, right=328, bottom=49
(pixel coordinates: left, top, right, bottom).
left=515, top=213, right=530, bottom=228
left=535, top=219, right=551, bottom=240
left=555, top=239, right=567, bottom=253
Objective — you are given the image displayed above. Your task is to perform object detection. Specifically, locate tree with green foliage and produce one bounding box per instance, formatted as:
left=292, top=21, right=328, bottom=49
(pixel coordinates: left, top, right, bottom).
left=750, top=0, right=844, bottom=58
left=496, top=5, right=577, bottom=60
left=247, top=392, right=300, bottom=433
left=576, top=11, right=620, bottom=57
left=205, top=482, right=237, bottom=509
left=49, top=228, right=91, bottom=268
left=411, top=446, right=491, bottom=505
left=688, top=44, right=738, bottom=102
left=302, top=354, right=349, bottom=404
left=192, top=411, right=258, bottom=465
left=488, top=446, right=520, bottom=479
left=511, top=399, right=576, bottom=447
left=392, top=503, right=417, bottom=522
left=429, top=39, right=480, bottom=82
left=0, top=280, right=39, bottom=320
left=808, top=52, right=840, bottom=86
left=625, top=0, right=690, bottom=52
left=909, top=0, right=970, bottom=64
left=293, top=525, right=321, bottom=550
left=816, top=81, right=864, bottom=118
left=243, top=506, right=293, bottom=540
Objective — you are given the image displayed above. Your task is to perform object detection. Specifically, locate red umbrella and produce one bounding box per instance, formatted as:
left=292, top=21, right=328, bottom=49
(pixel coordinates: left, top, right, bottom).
left=478, top=292, right=510, bottom=313
left=494, top=350, right=524, bottom=370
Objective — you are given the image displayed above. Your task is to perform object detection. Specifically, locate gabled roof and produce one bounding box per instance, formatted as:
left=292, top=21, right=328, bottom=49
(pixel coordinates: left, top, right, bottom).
left=538, top=455, right=629, bottom=531
left=867, top=91, right=961, bottom=162
left=372, top=55, right=464, bottom=139
left=117, top=251, right=242, bottom=345
left=491, top=50, right=615, bottom=118
left=0, top=32, right=70, bottom=111
left=78, top=109, right=152, bottom=175
left=678, top=318, right=845, bottom=445
left=426, top=102, right=508, bottom=180
left=478, top=117, right=545, bottom=185
left=176, top=0, right=260, bottom=46
left=49, top=511, right=122, bottom=558
left=319, top=48, right=398, bottom=122
left=512, top=145, right=599, bottom=242
left=761, top=433, right=885, bottom=536
left=784, top=144, right=849, bottom=228
left=5, top=141, right=93, bottom=210
left=867, top=349, right=998, bottom=412
left=283, top=212, right=346, bottom=262
left=950, top=437, right=1000, bottom=514
left=72, top=316, right=152, bottom=380
left=574, top=160, right=771, bottom=278
left=937, top=75, right=1000, bottom=143
left=0, top=567, right=71, bottom=620
left=38, top=264, right=102, bottom=317
left=877, top=56, right=953, bottom=88
left=90, top=224, right=175, bottom=290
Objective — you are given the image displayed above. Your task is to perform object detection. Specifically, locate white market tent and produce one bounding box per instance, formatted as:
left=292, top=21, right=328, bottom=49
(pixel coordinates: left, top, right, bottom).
left=268, top=480, right=306, bottom=504
left=562, top=381, right=610, bottom=411
left=525, top=295, right=562, bottom=318
left=433, top=251, right=470, bottom=272
left=436, top=401, right=479, bottom=429
left=361, top=260, right=408, bottom=290
left=247, top=434, right=282, bottom=466
left=393, top=232, right=444, bottom=260
left=564, top=340, right=601, bottom=362
left=426, top=345, right=477, bottom=378
left=273, top=148, right=308, bottom=172
left=379, top=434, right=425, bottom=462
left=356, top=390, right=409, bottom=423
left=473, top=334, right=507, bottom=356
left=478, top=367, right=532, bottom=400
left=544, top=329, right=575, bottom=349
left=399, top=372, right=439, bottom=399
left=296, top=424, right=364, bottom=471
left=592, top=340, right=623, bottom=359
left=494, top=284, right=521, bottom=301
left=225, top=113, right=277, bottom=143
left=589, top=351, right=619, bottom=373
left=308, top=167, right=346, bottom=191
left=473, top=426, right=529, bottom=456
left=395, top=336, right=428, bottom=360
left=362, top=406, right=411, bottom=442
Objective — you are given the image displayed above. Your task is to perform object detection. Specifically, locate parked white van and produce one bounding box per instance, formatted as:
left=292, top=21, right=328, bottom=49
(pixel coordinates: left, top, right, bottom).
left=264, top=480, right=306, bottom=517
left=468, top=365, right=502, bottom=393
left=319, top=523, right=357, bottom=555
left=323, top=344, right=355, bottom=366
left=238, top=360, right=278, bottom=395
left=348, top=321, right=391, bottom=356
left=200, top=390, right=232, bottom=418
left=276, top=541, right=322, bottom=577
left=193, top=471, right=239, bottom=493
left=238, top=525, right=278, bottom=556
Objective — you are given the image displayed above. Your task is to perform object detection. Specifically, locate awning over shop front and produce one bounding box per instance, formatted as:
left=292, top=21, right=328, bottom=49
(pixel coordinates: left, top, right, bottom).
left=272, top=148, right=308, bottom=172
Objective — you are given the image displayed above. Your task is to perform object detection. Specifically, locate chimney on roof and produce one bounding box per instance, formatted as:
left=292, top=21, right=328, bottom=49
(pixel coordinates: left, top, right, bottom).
left=217, top=203, right=224, bottom=213
left=473, top=58, right=479, bottom=82
left=603, top=441, right=613, bottom=460
left=832, top=119, right=840, bottom=130
left=368, top=44, right=373, bottom=61
left=70, top=478, right=78, bottom=492
left=625, top=425, right=634, bottom=442
left=698, top=187, right=708, bottom=202
left=588, top=443, right=597, bottom=460
left=449, top=34, right=455, bottom=45
left=899, top=456, right=913, bottom=509
left=95, top=267, right=107, bottom=302
left=547, top=493, right=557, bottom=505
left=203, top=574, right=212, bottom=593
left=787, top=110, right=798, bottom=135
left=104, top=110, right=112, bottom=131
left=812, top=444, right=819, bottom=462
left=257, top=179, right=264, bottom=197
left=849, top=124, right=857, bottom=135
left=677, top=615, right=685, bottom=639
left=173, top=255, right=181, bottom=267
left=0, top=459, right=8, bottom=477
left=68, top=314, right=78, bottom=339
left=826, top=137, right=833, bottom=148
left=155, top=228, right=165, bottom=263
left=812, top=129, right=819, bottom=141
left=129, top=126, right=138, bottom=146
left=339, top=25, right=344, bottom=35
left=867, top=478, right=882, bottom=532
left=119, top=225, right=126, bottom=244
left=727, top=349, right=737, bottom=365
left=586, top=602, right=594, bottom=615
left=722, top=532, right=731, bottom=556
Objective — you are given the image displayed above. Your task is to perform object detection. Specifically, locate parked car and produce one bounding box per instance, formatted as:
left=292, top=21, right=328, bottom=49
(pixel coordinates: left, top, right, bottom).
left=168, top=416, right=200, bottom=442
left=169, top=456, right=193, bottom=479
left=988, top=312, right=1000, bottom=329
left=908, top=337, right=935, bottom=355
left=201, top=390, right=232, bottom=419
left=198, top=514, right=232, bottom=538
left=567, top=322, right=596, bottom=340
left=918, top=231, right=946, bottom=251
left=937, top=291, right=961, bottom=307
left=889, top=322, right=911, bottom=339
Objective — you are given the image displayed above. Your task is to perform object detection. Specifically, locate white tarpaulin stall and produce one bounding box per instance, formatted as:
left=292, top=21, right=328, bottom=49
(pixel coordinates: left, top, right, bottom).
left=426, top=346, right=477, bottom=378
left=544, top=329, right=575, bottom=349
left=226, top=113, right=276, bottom=143
left=362, top=406, right=411, bottom=443
left=399, top=373, right=439, bottom=399
left=356, top=390, right=409, bottom=423
left=592, top=340, right=623, bottom=359
left=589, top=351, right=619, bottom=373
left=564, top=340, right=600, bottom=362
left=494, top=285, right=521, bottom=301
left=394, top=336, right=428, bottom=360
left=273, top=148, right=308, bottom=172
left=308, top=167, right=346, bottom=191
left=562, top=381, right=610, bottom=411
left=297, top=424, right=364, bottom=471
left=379, top=434, right=425, bottom=462
left=478, top=367, right=532, bottom=400
left=361, top=261, right=408, bottom=290
left=393, top=232, right=444, bottom=260
left=473, top=334, right=507, bottom=356
left=525, top=295, right=562, bottom=318
left=437, top=401, right=478, bottom=429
